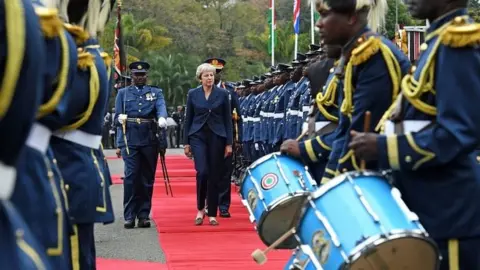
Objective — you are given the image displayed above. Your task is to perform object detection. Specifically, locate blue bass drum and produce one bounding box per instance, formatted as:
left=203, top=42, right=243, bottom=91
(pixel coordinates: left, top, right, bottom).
left=295, top=171, right=440, bottom=269
left=240, top=152, right=317, bottom=249
left=284, top=245, right=317, bottom=270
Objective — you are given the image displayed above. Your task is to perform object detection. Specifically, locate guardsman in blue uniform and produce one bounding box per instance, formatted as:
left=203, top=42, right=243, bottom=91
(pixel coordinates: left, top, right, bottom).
left=241, top=80, right=254, bottom=164
left=49, top=2, right=116, bottom=269
left=115, top=61, right=168, bottom=229
left=281, top=45, right=343, bottom=184
left=285, top=60, right=310, bottom=140
left=297, top=45, right=323, bottom=138
left=283, top=54, right=307, bottom=140
left=349, top=2, right=480, bottom=269
left=269, top=64, right=294, bottom=151
left=203, top=57, right=242, bottom=218
left=253, top=75, right=270, bottom=157
left=11, top=2, right=81, bottom=268
left=0, top=0, right=50, bottom=268
left=247, top=77, right=262, bottom=160
left=260, top=71, right=278, bottom=154
left=313, top=0, right=409, bottom=177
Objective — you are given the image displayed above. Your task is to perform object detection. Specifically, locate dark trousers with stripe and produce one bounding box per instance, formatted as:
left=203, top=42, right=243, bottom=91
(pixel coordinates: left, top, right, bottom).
left=437, top=238, right=480, bottom=270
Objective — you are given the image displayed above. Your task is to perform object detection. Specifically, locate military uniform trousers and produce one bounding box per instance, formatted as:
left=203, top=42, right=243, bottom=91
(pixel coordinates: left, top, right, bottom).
left=50, top=134, right=114, bottom=270
left=120, top=144, right=158, bottom=222
left=11, top=142, right=72, bottom=269
left=190, top=125, right=226, bottom=217
left=0, top=200, right=52, bottom=270
left=219, top=151, right=233, bottom=212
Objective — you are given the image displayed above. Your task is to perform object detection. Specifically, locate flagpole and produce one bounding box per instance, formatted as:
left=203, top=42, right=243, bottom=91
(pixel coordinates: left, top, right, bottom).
left=310, top=0, right=314, bottom=44
left=294, top=34, right=298, bottom=59
left=271, top=0, right=275, bottom=66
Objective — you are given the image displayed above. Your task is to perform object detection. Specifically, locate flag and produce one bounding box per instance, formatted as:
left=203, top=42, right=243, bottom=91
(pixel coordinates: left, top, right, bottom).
left=314, top=10, right=320, bottom=23
left=268, top=0, right=276, bottom=55
left=113, top=2, right=126, bottom=80
left=293, top=0, right=301, bottom=34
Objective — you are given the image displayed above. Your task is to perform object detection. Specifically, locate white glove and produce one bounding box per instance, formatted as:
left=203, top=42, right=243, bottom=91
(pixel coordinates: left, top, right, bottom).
left=0, top=163, right=16, bottom=200
left=158, top=117, right=167, bottom=128
left=118, top=114, right=127, bottom=124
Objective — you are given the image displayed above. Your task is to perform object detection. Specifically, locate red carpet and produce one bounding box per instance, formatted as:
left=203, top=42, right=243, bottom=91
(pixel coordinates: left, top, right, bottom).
left=102, top=154, right=290, bottom=269
left=152, top=155, right=290, bottom=269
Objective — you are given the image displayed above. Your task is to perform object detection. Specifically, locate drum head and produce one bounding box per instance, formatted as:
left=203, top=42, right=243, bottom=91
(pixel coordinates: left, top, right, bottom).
left=258, top=195, right=306, bottom=249
left=348, top=237, right=439, bottom=270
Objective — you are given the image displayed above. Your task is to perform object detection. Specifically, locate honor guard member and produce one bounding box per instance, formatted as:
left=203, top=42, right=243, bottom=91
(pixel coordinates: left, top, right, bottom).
left=0, top=0, right=50, bottom=268
left=203, top=57, right=242, bottom=218
left=115, top=75, right=132, bottom=93
left=285, top=57, right=310, bottom=140
left=272, top=63, right=296, bottom=151
left=253, top=75, right=270, bottom=157
left=281, top=45, right=343, bottom=184
left=349, top=2, right=480, bottom=269
left=283, top=54, right=307, bottom=140
left=297, top=45, right=322, bottom=137
left=115, top=61, right=168, bottom=229
left=313, top=0, right=409, bottom=177
left=11, top=1, right=83, bottom=268
left=260, top=70, right=278, bottom=154
left=49, top=1, right=116, bottom=269
left=246, top=77, right=261, bottom=161
left=269, top=64, right=293, bottom=151
left=240, top=80, right=254, bottom=163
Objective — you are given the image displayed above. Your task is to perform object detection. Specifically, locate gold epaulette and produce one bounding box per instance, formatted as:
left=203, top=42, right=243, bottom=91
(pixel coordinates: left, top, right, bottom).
left=35, top=7, right=63, bottom=38
left=100, top=52, right=112, bottom=67
left=77, top=49, right=95, bottom=70
left=63, top=23, right=90, bottom=45
left=441, top=16, right=480, bottom=47
left=350, top=36, right=381, bottom=65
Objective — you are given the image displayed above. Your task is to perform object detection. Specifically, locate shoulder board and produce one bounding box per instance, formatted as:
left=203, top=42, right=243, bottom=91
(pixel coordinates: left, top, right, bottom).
left=35, top=7, right=63, bottom=38
left=77, top=50, right=95, bottom=70
left=63, top=23, right=90, bottom=45
left=350, top=36, right=381, bottom=66
left=441, top=17, right=480, bottom=48
left=100, top=52, right=112, bottom=67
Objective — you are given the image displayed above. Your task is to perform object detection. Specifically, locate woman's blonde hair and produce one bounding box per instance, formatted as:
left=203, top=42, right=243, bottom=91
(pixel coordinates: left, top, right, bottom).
left=196, top=63, right=216, bottom=80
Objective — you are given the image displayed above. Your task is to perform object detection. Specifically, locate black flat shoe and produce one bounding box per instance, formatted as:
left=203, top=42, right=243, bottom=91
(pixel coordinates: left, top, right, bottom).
left=137, top=219, right=151, bottom=228
left=124, top=220, right=135, bottom=229
left=219, top=210, right=231, bottom=218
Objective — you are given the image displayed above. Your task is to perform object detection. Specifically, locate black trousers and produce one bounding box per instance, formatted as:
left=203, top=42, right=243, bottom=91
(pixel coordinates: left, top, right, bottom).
left=437, top=237, right=480, bottom=270
left=189, top=126, right=226, bottom=217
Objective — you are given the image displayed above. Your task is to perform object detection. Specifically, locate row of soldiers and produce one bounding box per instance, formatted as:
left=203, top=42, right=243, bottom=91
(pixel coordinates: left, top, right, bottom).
left=1, top=0, right=117, bottom=269
left=232, top=0, right=480, bottom=269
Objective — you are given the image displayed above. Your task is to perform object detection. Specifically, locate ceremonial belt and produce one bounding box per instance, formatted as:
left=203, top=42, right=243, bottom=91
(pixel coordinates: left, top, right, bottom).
left=26, top=123, right=52, bottom=155
left=126, top=118, right=155, bottom=124
left=53, top=129, right=102, bottom=149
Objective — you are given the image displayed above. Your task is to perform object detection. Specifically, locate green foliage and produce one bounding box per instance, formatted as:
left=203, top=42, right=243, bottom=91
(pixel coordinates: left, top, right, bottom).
left=101, top=0, right=423, bottom=107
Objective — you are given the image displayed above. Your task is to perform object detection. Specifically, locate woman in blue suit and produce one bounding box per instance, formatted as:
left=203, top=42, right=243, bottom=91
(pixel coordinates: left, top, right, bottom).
left=184, top=63, right=233, bottom=226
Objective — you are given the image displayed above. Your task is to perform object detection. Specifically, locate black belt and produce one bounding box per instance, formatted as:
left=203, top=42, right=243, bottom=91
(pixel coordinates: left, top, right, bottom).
left=126, top=118, right=155, bottom=124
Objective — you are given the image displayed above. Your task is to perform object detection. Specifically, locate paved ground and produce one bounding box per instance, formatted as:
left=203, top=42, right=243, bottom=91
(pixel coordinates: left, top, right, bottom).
left=94, top=148, right=184, bottom=263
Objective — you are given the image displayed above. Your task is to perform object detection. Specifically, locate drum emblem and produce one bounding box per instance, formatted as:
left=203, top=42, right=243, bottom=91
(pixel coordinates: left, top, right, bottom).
left=312, top=230, right=330, bottom=264
left=247, top=189, right=258, bottom=210
left=261, top=173, right=278, bottom=190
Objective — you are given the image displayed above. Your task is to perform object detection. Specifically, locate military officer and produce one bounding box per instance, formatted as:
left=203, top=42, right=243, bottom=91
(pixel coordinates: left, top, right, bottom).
left=285, top=57, right=310, bottom=140
left=349, top=1, right=480, bottom=269
left=241, top=80, right=254, bottom=164
left=115, top=75, right=132, bottom=93
left=0, top=0, right=51, bottom=268
left=203, top=57, right=242, bottom=218
left=253, top=75, right=270, bottom=157
left=312, top=0, right=410, bottom=177
left=260, top=70, right=278, bottom=154
left=115, top=61, right=168, bottom=229
left=49, top=1, right=116, bottom=268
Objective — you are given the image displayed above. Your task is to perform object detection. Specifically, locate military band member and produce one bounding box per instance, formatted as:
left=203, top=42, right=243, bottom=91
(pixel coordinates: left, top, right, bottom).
left=115, top=61, right=168, bottom=229
left=313, top=0, right=410, bottom=177
left=0, top=0, right=50, bottom=268
left=49, top=1, right=116, bottom=268
left=11, top=1, right=81, bottom=268
left=349, top=1, right=480, bottom=269
left=281, top=45, right=343, bottom=184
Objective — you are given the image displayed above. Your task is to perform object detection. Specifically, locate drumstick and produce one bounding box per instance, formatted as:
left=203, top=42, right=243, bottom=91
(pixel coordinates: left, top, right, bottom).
left=360, top=111, right=371, bottom=170
left=251, top=228, right=296, bottom=265
left=296, top=130, right=308, bottom=142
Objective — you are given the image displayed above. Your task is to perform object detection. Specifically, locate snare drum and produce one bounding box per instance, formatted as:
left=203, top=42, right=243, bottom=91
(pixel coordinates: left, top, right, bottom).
left=240, top=152, right=317, bottom=249
left=284, top=245, right=318, bottom=270
left=295, top=171, right=440, bottom=269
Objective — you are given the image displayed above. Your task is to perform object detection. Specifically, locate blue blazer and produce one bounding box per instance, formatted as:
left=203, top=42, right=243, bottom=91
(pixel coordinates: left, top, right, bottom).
left=184, top=86, right=233, bottom=145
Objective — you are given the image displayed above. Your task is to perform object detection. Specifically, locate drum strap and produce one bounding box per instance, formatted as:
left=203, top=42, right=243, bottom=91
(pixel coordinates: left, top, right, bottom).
left=307, top=109, right=318, bottom=138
